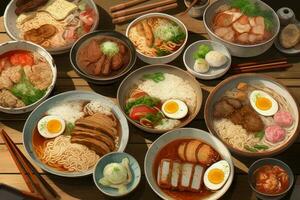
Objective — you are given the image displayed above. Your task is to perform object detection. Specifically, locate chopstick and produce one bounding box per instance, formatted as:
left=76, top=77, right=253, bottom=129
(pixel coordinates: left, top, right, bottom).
left=232, top=57, right=288, bottom=67
left=231, top=58, right=292, bottom=73
left=0, top=130, right=60, bottom=200
left=111, top=0, right=177, bottom=18
left=112, top=3, right=178, bottom=24
left=110, top=0, right=149, bottom=12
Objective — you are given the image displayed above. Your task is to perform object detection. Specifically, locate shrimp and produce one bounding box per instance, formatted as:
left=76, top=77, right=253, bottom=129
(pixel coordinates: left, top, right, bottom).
left=233, top=16, right=251, bottom=33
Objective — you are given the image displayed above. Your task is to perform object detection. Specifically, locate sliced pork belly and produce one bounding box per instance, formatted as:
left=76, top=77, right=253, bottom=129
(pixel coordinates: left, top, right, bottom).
left=171, top=161, right=181, bottom=189
left=70, top=137, right=110, bottom=156
left=179, top=163, right=194, bottom=191
left=190, top=165, right=204, bottom=192
left=157, top=159, right=172, bottom=189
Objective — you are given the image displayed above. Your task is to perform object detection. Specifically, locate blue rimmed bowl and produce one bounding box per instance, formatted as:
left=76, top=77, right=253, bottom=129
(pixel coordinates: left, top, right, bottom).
left=93, top=152, right=141, bottom=197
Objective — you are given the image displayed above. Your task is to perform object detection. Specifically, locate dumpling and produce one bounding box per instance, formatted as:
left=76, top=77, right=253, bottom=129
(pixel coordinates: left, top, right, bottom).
left=205, top=51, right=227, bottom=67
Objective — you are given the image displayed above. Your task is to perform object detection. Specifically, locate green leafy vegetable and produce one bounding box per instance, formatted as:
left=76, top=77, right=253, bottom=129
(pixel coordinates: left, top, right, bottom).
left=229, top=0, right=274, bottom=31
left=11, top=70, right=46, bottom=105
left=100, top=41, right=119, bottom=57
left=78, top=1, right=87, bottom=11
left=154, top=23, right=186, bottom=43
left=155, top=48, right=172, bottom=56
left=253, top=144, right=269, bottom=150
left=64, top=122, right=75, bottom=135
left=144, top=112, right=164, bottom=125
left=143, top=72, right=165, bottom=83
left=125, top=96, right=160, bottom=113
left=255, top=131, right=265, bottom=141
left=244, top=145, right=258, bottom=152
left=193, top=44, right=212, bottom=60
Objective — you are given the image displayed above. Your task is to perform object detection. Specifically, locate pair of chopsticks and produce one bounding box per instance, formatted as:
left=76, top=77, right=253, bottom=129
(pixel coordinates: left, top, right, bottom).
left=231, top=58, right=292, bottom=73
left=0, top=129, right=60, bottom=200
left=110, top=0, right=178, bottom=24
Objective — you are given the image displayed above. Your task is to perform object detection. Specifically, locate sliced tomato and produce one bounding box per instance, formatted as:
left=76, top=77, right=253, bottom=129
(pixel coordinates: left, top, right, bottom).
left=9, top=51, right=34, bottom=66
left=80, top=8, right=95, bottom=27
left=129, top=105, right=157, bottom=121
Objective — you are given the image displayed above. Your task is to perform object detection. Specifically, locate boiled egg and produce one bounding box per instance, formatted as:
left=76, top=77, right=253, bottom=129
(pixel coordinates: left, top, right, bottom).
left=249, top=90, right=278, bottom=116
left=203, top=160, right=230, bottom=191
left=161, top=99, right=188, bottom=119
left=37, top=116, right=65, bottom=138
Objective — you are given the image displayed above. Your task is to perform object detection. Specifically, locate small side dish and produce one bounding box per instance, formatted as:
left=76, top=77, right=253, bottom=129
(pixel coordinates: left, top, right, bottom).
left=279, top=23, right=300, bottom=49
left=76, top=36, right=131, bottom=76
left=193, top=44, right=227, bottom=73
left=99, top=158, right=132, bottom=194
left=154, top=139, right=231, bottom=199
left=124, top=72, right=197, bottom=130
left=254, top=164, right=289, bottom=195
left=0, top=50, right=53, bottom=109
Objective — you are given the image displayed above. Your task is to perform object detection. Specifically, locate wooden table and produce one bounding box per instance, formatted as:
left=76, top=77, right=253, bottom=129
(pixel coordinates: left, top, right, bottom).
left=1, top=0, right=300, bottom=199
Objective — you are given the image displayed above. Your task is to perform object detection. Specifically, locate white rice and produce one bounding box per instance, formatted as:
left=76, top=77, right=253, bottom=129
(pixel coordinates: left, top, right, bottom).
left=46, top=101, right=85, bottom=124
left=138, top=73, right=197, bottom=112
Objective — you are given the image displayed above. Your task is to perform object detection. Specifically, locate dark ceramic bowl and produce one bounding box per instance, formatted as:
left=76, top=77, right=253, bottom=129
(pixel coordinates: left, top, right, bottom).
left=70, top=30, right=137, bottom=84
left=248, top=158, right=294, bottom=200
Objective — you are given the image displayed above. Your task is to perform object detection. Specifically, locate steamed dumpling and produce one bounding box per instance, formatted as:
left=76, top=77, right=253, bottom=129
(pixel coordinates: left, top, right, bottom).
left=194, top=58, right=209, bottom=73
left=205, top=51, right=227, bottom=67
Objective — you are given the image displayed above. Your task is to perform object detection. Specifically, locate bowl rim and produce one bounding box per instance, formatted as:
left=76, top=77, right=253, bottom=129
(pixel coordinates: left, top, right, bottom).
left=204, top=73, right=300, bottom=157
left=93, top=152, right=141, bottom=197
left=69, top=30, right=137, bottom=82
left=125, top=12, right=188, bottom=60
left=0, top=40, right=57, bottom=113
left=144, top=127, right=235, bottom=200
left=4, top=0, right=100, bottom=54
left=248, top=158, right=294, bottom=197
left=203, top=0, right=280, bottom=48
left=183, top=40, right=232, bottom=79
left=22, top=90, right=129, bottom=177
left=117, top=64, right=203, bottom=134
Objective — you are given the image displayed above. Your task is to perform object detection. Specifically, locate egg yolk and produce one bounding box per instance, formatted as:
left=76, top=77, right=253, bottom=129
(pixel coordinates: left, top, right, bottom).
left=164, top=101, right=179, bottom=114
left=208, top=168, right=225, bottom=184
left=256, top=97, right=272, bottom=111
left=47, top=119, right=62, bottom=134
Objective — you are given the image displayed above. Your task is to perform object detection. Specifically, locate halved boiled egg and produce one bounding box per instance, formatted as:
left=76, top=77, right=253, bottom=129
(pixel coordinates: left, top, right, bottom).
left=203, top=160, right=230, bottom=191
left=161, top=99, right=188, bottom=119
left=37, top=116, right=65, bottom=138
left=249, top=90, right=278, bottom=116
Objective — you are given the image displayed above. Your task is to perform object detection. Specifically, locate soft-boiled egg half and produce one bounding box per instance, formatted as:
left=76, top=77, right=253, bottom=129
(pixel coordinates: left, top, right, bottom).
left=38, top=116, right=65, bottom=138
left=204, top=160, right=230, bottom=191
left=249, top=90, right=278, bottom=116
left=161, top=99, right=188, bottom=119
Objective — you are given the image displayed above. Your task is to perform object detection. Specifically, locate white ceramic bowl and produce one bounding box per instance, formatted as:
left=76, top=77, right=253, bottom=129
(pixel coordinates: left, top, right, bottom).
left=4, top=0, right=100, bottom=55
left=125, top=13, right=188, bottom=64
left=145, top=128, right=234, bottom=200
left=183, top=40, right=231, bottom=80
left=0, top=40, right=57, bottom=114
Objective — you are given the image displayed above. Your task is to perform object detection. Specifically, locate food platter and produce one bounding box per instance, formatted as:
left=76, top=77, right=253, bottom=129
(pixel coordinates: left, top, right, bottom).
left=4, top=0, right=99, bottom=54
left=23, top=91, right=129, bottom=177
left=1, top=0, right=299, bottom=199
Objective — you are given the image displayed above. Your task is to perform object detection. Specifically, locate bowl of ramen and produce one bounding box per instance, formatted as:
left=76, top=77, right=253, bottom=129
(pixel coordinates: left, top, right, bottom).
left=70, top=31, right=137, bottom=84
left=0, top=41, right=56, bottom=114
left=117, top=65, right=202, bottom=134
left=145, top=128, right=234, bottom=200
left=203, top=0, right=280, bottom=57
left=23, top=90, right=129, bottom=177
left=204, top=73, right=300, bottom=157
left=4, top=0, right=99, bottom=55
left=126, top=13, right=188, bottom=64
left=248, top=158, right=294, bottom=199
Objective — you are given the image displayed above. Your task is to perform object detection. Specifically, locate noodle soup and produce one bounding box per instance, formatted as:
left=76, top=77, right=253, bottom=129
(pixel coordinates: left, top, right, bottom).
left=211, top=81, right=297, bottom=154
left=32, top=100, right=121, bottom=172
left=127, top=16, right=186, bottom=58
